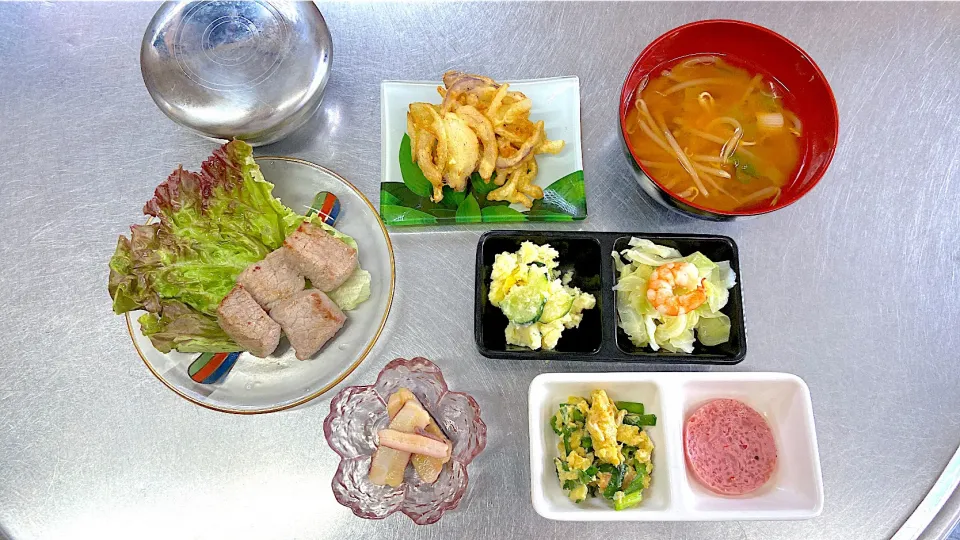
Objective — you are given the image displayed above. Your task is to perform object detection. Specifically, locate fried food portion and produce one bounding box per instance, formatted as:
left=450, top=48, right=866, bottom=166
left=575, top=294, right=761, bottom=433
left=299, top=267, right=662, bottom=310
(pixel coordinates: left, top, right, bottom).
left=454, top=105, right=497, bottom=180
left=489, top=158, right=544, bottom=208
left=406, top=71, right=565, bottom=207
left=441, top=111, right=480, bottom=192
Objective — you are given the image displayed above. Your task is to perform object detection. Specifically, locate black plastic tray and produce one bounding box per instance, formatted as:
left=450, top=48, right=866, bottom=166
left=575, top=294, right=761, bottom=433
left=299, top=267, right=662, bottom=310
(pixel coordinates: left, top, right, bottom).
left=474, top=230, right=746, bottom=364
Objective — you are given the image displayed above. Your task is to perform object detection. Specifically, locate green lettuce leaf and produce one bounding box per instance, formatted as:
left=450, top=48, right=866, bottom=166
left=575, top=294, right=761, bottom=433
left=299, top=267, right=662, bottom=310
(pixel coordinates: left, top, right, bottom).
left=108, top=140, right=368, bottom=353
left=138, top=302, right=241, bottom=354
left=131, top=141, right=301, bottom=318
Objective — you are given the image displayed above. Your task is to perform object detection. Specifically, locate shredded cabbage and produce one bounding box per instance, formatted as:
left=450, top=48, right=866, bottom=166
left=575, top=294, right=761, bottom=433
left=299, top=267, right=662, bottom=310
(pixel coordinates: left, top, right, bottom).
left=613, top=238, right=736, bottom=353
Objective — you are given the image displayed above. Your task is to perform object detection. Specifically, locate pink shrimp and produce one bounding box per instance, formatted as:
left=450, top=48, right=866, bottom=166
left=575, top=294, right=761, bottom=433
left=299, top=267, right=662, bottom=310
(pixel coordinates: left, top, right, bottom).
left=646, top=262, right=707, bottom=316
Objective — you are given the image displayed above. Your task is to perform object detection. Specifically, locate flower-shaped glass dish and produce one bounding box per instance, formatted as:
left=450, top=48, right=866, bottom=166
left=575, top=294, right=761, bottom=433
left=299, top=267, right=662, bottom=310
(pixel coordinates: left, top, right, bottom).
left=323, top=357, right=486, bottom=524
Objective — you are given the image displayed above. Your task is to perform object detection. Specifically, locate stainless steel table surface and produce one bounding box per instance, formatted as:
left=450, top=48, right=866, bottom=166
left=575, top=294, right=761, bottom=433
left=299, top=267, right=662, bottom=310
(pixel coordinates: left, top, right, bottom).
left=1, top=2, right=959, bottom=539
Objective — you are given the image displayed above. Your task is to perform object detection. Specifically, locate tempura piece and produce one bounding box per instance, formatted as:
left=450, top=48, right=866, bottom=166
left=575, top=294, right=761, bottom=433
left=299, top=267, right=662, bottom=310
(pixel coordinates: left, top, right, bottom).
left=440, top=112, right=481, bottom=192
left=405, top=71, right=564, bottom=205
left=455, top=104, right=498, bottom=180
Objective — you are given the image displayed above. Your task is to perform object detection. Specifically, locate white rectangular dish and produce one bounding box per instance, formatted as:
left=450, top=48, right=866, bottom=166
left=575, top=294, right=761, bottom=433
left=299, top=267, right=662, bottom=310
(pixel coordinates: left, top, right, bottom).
left=528, top=372, right=823, bottom=521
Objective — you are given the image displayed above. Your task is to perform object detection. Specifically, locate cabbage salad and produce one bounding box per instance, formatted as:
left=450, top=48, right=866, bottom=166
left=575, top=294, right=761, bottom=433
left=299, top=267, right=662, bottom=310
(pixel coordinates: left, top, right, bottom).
left=613, top=238, right=736, bottom=353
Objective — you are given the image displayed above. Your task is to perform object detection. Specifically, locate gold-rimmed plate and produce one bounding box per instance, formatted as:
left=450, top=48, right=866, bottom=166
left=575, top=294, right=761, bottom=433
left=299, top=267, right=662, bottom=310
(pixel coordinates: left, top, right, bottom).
left=128, top=157, right=395, bottom=414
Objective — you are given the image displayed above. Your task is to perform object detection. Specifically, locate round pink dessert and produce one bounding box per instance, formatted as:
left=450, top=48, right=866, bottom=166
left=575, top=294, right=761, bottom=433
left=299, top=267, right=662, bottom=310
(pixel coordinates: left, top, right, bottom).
left=683, top=398, right=778, bottom=496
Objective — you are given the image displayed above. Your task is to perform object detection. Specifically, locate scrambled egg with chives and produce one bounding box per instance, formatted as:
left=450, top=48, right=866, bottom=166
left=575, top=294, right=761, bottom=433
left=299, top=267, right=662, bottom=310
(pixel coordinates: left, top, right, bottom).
left=550, top=390, right=655, bottom=510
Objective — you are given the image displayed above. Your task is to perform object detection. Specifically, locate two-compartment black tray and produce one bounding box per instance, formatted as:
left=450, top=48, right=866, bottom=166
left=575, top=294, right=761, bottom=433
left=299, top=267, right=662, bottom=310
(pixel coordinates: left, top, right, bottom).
left=474, top=230, right=746, bottom=364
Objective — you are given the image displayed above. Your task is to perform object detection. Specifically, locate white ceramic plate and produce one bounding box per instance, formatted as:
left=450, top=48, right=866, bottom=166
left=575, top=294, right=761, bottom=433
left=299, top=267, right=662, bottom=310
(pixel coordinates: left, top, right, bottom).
left=529, top=372, right=823, bottom=521
left=128, top=157, right=395, bottom=414
left=380, top=76, right=586, bottom=225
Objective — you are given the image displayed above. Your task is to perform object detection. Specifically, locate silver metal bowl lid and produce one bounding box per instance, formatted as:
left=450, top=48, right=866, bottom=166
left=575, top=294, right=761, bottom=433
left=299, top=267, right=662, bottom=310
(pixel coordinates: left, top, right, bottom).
left=141, top=1, right=332, bottom=146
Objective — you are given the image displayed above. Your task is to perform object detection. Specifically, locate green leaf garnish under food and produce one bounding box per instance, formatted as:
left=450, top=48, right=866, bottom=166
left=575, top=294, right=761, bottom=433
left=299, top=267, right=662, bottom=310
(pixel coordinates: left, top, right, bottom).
left=455, top=192, right=482, bottom=223
left=381, top=156, right=587, bottom=225
left=381, top=204, right=440, bottom=225
left=398, top=134, right=434, bottom=198
left=481, top=205, right=528, bottom=222
left=530, top=170, right=587, bottom=218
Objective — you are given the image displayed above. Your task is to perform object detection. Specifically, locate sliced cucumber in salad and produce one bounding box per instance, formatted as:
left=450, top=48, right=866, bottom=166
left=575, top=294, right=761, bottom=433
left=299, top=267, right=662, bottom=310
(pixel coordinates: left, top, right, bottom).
left=500, top=284, right=546, bottom=324
left=500, top=266, right=551, bottom=324
left=525, top=265, right=550, bottom=289
left=539, top=289, right=575, bottom=324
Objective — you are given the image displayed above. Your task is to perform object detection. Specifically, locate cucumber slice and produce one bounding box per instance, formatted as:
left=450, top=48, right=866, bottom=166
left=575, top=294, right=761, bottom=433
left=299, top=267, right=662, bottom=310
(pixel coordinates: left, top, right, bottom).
left=524, top=265, right=550, bottom=290
left=500, top=284, right=546, bottom=324
left=540, top=289, right=575, bottom=323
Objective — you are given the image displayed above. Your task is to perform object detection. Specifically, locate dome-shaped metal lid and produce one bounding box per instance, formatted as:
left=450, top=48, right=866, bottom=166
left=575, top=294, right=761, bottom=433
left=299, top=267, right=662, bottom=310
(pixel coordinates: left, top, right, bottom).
left=141, top=1, right=332, bottom=146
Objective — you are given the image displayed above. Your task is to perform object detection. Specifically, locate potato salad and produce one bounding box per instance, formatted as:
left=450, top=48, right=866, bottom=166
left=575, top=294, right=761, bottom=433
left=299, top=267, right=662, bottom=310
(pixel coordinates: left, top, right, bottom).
left=551, top=390, right=655, bottom=510
left=488, top=242, right=595, bottom=350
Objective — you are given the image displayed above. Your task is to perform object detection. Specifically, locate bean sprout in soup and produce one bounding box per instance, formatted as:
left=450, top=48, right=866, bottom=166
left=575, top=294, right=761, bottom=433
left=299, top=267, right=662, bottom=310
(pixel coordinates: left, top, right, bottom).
left=625, top=56, right=802, bottom=212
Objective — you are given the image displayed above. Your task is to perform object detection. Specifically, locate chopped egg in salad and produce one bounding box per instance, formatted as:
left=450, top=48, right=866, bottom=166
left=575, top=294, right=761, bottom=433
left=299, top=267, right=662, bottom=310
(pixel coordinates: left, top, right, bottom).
left=489, top=241, right=596, bottom=350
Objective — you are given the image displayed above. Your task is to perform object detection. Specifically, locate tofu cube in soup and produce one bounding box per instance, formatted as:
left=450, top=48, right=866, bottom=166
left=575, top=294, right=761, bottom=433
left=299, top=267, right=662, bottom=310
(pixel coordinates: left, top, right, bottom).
left=282, top=222, right=358, bottom=292
left=269, top=289, right=346, bottom=360
left=216, top=285, right=281, bottom=358
left=236, top=249, right=304, bottom=310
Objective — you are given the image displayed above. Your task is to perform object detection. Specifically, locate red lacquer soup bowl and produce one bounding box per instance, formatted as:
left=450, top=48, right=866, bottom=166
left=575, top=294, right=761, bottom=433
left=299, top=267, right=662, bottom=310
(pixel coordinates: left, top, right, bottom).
left=620, top=19, right=839, bottom=220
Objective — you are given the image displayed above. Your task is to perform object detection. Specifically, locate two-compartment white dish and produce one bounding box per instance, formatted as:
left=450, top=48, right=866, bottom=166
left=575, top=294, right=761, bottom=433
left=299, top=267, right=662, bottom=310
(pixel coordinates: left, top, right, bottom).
left=528, top=372, right=823, bottom=521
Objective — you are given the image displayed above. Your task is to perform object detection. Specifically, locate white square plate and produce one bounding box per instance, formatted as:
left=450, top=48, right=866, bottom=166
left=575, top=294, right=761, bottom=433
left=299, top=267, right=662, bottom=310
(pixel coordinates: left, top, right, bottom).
left=380, top=77, right=586, bottom=225
left=528, top=372, right=823, bottom=521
